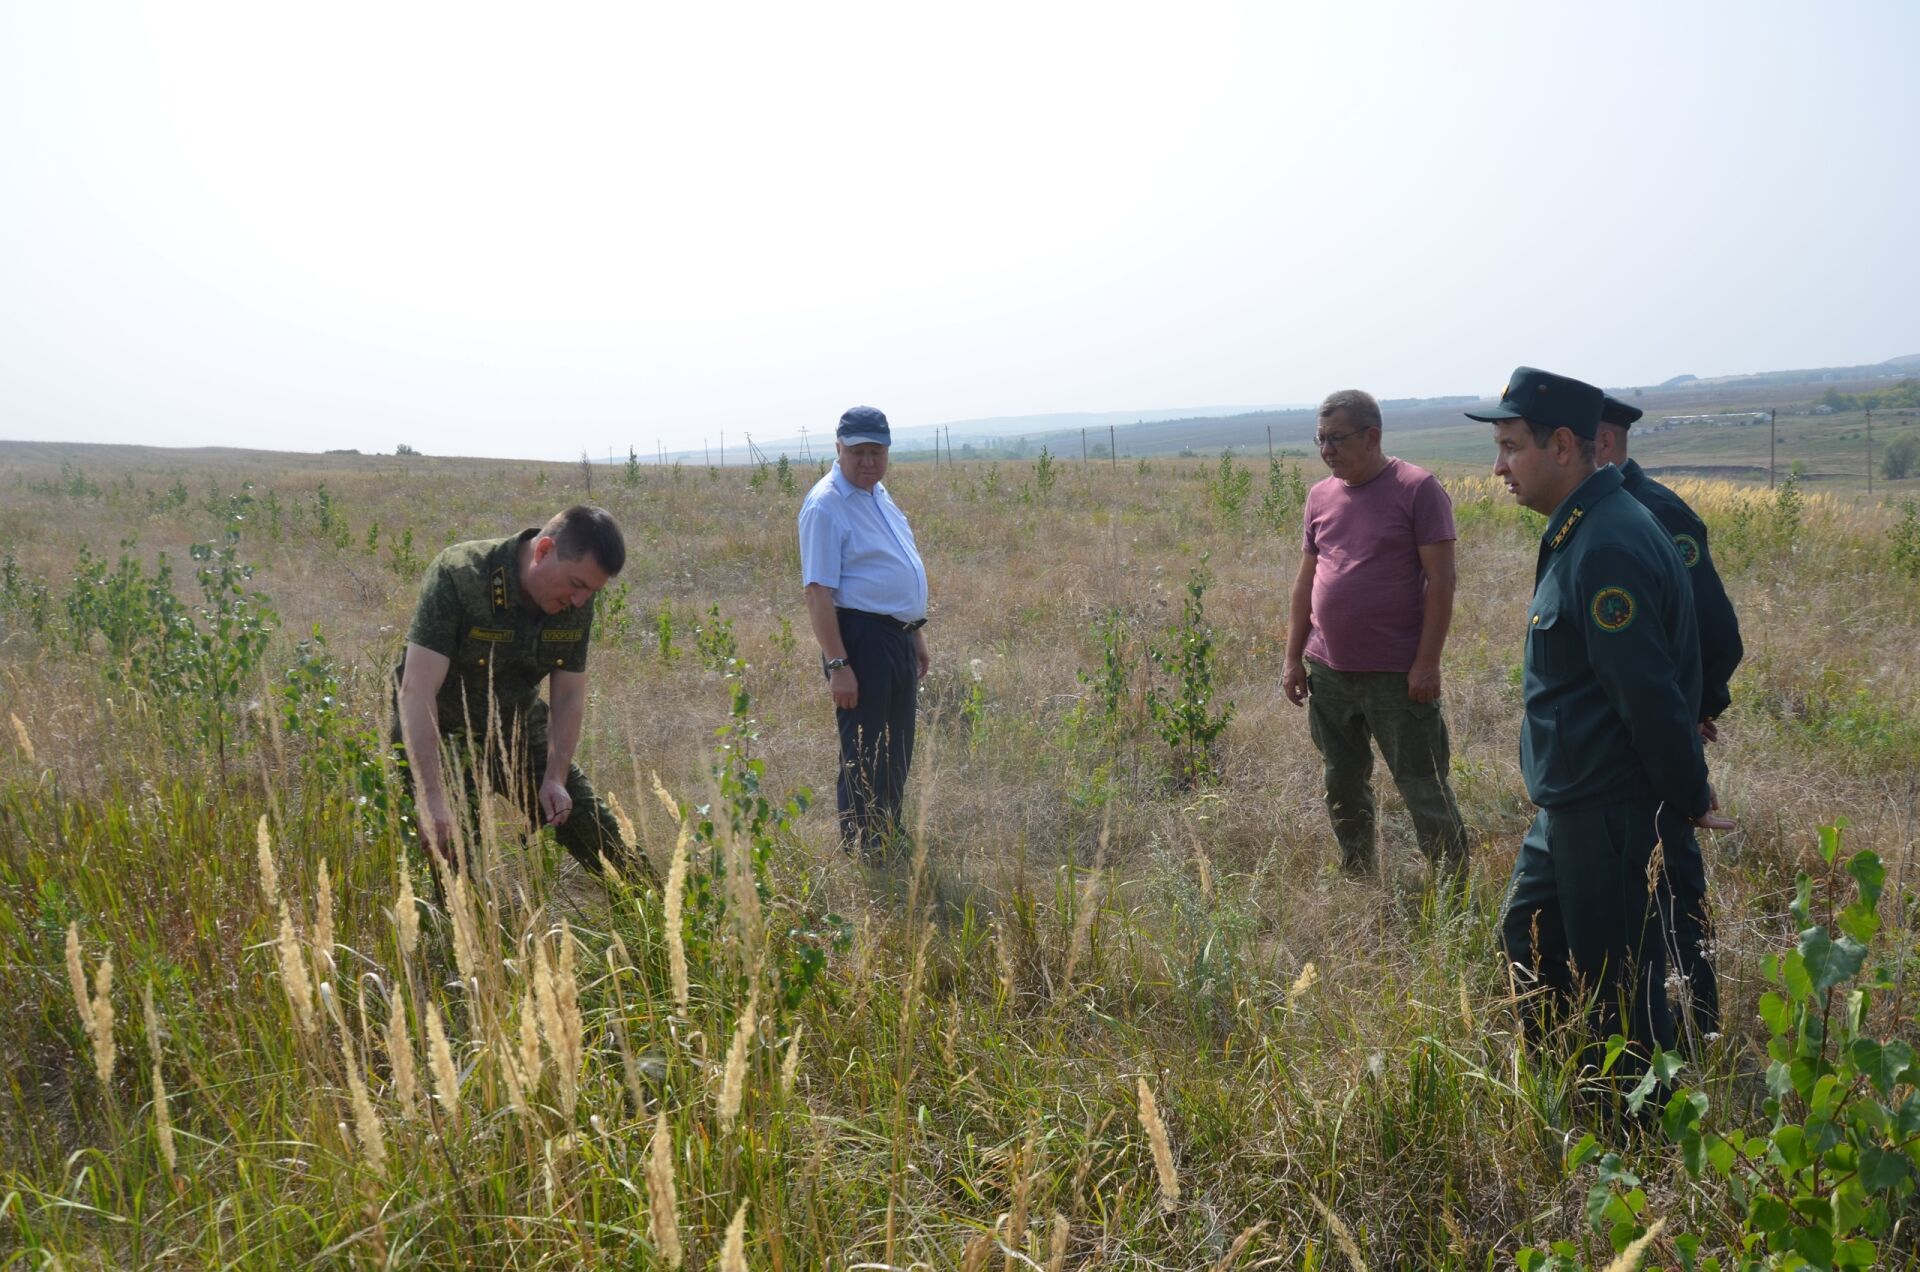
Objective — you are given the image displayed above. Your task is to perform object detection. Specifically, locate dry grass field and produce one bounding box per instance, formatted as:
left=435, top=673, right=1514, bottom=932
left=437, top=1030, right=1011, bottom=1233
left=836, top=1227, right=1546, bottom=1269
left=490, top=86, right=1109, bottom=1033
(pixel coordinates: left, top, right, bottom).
left=1, top=440, right=1916, bottom=1268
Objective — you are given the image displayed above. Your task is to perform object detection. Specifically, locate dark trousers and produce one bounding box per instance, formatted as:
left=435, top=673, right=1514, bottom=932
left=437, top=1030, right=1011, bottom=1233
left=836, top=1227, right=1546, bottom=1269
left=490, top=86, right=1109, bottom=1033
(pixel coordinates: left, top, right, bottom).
left=1304, top=659, right=1470, bottom=879
left=1655, top=810, right=1719, bottom=1037
left=394, top=701, right=636, bottom=879
left=1501, top=801, right=1675, bottom=1062
left=831, top=610, right=918, bottom=859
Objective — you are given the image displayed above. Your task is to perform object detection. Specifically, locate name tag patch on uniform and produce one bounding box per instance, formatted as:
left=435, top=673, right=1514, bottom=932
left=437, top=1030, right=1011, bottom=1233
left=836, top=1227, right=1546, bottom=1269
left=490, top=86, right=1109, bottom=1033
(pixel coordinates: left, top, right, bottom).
left=1673, top=533, right=1701, bottom=569
left=1590, top=587, right=1636, bottom=633
left=541, top=629, right=584, bottom=642
left=468, top=627, right=514, bottom=643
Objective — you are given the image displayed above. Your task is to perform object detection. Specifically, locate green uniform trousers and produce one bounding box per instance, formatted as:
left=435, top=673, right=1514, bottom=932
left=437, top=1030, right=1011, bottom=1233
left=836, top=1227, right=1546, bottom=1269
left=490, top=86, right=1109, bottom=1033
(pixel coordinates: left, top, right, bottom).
left=1654, top=808, right=1718, bottom=1038
left=394, top=700, right=635, bottom=879
left=1304, top=658, right=1469, bottom=878
left=1500, top=800, right=1675, bottom=1059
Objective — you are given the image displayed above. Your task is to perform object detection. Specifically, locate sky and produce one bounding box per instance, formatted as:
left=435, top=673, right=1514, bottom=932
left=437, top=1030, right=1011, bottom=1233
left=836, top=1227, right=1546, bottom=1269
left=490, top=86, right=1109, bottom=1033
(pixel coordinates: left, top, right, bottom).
left=2, top=2, right=1916, bottom=461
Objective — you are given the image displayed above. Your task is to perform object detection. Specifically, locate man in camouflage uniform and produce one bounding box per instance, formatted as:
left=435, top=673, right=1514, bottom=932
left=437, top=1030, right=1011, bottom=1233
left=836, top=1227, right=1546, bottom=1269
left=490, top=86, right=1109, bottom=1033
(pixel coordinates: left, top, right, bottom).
left=394, top=504, right=647, bottom=881
left=1469, top=367, right=1734, bottom=1064
left=1597, top=394, right=1745, bottom=1039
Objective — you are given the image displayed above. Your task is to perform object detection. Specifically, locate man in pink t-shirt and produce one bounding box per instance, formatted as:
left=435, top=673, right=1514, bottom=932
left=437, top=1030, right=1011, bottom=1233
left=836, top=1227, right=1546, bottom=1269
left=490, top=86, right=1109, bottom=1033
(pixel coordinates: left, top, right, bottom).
left=1282, top=389, right=1468, bottom=883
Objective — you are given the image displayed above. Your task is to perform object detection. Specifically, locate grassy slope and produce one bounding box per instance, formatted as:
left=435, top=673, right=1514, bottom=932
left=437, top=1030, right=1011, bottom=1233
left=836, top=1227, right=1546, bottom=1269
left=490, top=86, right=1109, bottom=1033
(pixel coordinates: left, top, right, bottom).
left=0, top=445, right=1916, bottom=1268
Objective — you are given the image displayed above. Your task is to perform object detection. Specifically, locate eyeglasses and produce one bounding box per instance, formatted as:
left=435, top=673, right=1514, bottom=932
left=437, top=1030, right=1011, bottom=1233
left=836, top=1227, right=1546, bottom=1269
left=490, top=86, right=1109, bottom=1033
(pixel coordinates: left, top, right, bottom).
left=1314, top=428, right=1368, bottom=448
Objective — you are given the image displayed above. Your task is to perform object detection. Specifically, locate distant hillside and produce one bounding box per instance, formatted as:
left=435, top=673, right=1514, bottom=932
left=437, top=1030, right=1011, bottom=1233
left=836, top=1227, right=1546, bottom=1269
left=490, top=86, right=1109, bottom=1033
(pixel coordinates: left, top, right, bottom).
left=653, top=356, right=1920, bottom=464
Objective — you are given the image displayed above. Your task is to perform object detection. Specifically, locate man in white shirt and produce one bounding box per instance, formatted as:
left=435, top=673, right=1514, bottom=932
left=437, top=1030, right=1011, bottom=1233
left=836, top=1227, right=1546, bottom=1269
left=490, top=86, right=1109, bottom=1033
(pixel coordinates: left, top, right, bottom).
left=797, top=406, right=931, bottom=859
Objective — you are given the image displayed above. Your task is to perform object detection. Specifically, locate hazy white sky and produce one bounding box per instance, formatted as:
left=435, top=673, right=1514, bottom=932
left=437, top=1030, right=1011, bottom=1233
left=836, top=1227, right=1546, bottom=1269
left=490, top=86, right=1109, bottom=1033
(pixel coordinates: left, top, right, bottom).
left=3, top=2, right=1915, bottom=460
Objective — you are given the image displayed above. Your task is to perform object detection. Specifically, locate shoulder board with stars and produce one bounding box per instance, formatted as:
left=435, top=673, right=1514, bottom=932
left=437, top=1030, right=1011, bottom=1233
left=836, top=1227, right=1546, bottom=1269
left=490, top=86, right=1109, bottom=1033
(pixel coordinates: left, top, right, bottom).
left=1549, top=505, right=1585, bottom=551
left=490, top=565, right=508, bottom=614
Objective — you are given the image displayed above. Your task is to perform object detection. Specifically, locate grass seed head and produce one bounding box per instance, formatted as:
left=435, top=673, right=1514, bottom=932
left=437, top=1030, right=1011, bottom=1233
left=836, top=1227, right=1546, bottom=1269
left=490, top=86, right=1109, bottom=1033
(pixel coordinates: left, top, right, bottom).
left=65, top=923, right=93, bottom=1038
left=606, top=788, right=638, bottom=847
left=1289, top=961, right=1319, bottom=1006
left=314, top=859, right=335, bottom=975
left=1046, top=1211, right=1069, bottom=1272
left=141, top=979, right=163, bottom=1066
left=551, top=922, right=584, bottom=1118
left=255, top=815, right=279, bottom=902
left=424, top=1000, right=460, bottom=1126
left=151, top=1060, right=177, bottom=1172
left=275, top=900, right=317, bottom=1033
left=664, top=822, right=691, bottom=1012
left=717, top=988, right=758, bottom=1135
left=1137, top=1076, right=1179, bottom=1210
left=650, top=770, right=681, bottom=823
left=1210, top=1221, right=1265, bottom=1272
left=395, top=867, right=419, bottom=961
left=719, top=1199, right=748, bottom=1272
left=779, top=1020, right=803, bottom=1095
left=1601, top=1218, right=1666, bottom=1272
left=9, top=712, right=34, bottom=764
left=517, top=988, right=544, bottom=1099
left=1307, top=1195, right=1368, bottom=1272
left=386, top=989, right=419, bottom=1118
left=89, top=957, right=116, bottom=1086
left=340, top=1035, right=387, bottom=1177
left=646, top=1107, right=682, bottom=1268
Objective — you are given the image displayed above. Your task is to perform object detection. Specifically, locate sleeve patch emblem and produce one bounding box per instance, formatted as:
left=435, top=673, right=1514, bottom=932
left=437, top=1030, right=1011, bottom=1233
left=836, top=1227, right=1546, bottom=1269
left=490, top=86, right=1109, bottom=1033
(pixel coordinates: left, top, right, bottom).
left=1590, top=587, right=1636, bottom=633
left=1673, top=533, right=1701, bottom=568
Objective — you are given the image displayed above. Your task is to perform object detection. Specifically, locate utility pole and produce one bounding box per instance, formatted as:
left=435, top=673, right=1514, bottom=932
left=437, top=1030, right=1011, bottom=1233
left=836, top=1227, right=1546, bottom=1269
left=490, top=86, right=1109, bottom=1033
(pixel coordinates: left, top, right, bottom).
left=1867, top=408, right=1873, bottom=495
left=1769, top=410, right=1776, bottom=490
left=720, top=431, right=725, bottom=468
left=1109, top=423, right=1117, bottom=469
left=1267, top=425, right=1274, bottom=463
left=704, top=441, right=711, bottom=467
left=945, top=426, right=952, bottom=463
left=1081, top=427, right=1087, bottom=463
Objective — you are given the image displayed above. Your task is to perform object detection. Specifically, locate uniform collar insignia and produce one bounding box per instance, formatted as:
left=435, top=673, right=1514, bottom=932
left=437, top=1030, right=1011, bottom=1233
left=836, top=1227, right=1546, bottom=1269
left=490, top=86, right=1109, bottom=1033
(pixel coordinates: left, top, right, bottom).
left=1549, top=505, right=1585, bottom=551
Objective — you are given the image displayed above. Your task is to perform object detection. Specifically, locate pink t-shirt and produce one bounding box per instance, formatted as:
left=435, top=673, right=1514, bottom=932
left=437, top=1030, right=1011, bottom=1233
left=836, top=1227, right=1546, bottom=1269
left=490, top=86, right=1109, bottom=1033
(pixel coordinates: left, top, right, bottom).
left=1301, top=458, right=1456, bottom=673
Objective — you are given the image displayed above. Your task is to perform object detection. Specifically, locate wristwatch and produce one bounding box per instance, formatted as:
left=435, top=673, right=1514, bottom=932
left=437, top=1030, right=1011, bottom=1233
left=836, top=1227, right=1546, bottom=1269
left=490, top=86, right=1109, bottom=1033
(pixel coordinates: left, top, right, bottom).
left=824, top=657, right=849, bottom=671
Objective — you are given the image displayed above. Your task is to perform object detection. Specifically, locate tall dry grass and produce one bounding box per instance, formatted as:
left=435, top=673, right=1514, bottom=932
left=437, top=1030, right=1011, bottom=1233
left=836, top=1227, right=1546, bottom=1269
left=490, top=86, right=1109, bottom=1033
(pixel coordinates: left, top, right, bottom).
left=0, top=442, right=1915, bottom=1266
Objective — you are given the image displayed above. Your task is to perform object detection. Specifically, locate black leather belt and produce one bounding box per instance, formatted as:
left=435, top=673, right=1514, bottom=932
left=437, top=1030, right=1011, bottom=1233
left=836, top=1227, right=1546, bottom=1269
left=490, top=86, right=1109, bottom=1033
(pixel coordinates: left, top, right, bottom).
left=836, top=607, right=927, bottom=632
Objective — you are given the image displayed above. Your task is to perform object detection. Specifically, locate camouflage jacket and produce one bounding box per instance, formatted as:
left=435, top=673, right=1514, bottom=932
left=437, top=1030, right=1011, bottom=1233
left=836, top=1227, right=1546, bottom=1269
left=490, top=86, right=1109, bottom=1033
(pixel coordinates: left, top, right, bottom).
left=396, top=530, right=595, bottom=733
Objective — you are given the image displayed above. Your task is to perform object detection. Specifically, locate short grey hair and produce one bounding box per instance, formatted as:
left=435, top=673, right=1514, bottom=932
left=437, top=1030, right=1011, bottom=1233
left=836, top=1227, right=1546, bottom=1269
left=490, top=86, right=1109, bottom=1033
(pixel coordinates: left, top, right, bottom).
left=1319, top=389, right=1382, bottom=433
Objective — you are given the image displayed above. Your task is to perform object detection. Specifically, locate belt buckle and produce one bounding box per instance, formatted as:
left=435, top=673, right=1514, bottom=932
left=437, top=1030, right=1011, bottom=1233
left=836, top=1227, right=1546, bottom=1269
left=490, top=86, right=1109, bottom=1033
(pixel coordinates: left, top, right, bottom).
left=903, top=618, right=926, bottom=632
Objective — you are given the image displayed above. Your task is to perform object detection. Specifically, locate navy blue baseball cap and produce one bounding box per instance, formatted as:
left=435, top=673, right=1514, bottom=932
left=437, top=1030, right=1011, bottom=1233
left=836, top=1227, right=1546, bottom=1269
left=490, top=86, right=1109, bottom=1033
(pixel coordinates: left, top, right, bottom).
left=1464, top=366, right=1606, bottom=439
left=1600, top=394, right=1644, bottom=428
left=837, top=406, right=892, bottom=447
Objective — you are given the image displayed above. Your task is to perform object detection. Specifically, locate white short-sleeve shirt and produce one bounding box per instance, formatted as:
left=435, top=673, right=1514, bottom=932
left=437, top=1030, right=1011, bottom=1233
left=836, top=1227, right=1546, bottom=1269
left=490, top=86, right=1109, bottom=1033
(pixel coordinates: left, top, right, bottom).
left=797, top=463, right=929, bottom=622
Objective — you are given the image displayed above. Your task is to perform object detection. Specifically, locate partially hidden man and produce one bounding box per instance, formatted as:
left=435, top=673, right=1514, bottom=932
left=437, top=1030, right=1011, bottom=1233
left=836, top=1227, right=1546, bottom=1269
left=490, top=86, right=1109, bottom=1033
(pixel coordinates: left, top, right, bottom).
left=1471, top=367, right=1733, bottom=1061
left=798, top=406, right=930, bottom=859
left=1282, top=389, right=1470, bottom=885
left=1597, top=394, right=1745, bottom=1039
left=393, top=505, right=649, bottom=882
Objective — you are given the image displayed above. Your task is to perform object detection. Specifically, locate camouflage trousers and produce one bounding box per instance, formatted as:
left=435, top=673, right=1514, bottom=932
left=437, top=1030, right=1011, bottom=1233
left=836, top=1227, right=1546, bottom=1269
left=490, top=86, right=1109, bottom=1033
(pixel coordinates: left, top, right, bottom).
left=1303, top=658, right=1470, bottom=880
left=392, top=701, right=643, bottom=881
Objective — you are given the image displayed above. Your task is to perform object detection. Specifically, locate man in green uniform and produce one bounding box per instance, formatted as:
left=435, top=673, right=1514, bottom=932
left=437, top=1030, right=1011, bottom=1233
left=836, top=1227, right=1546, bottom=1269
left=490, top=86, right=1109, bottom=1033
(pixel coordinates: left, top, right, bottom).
left=1598, top=394, right=1745, bottom=1038
left=393, top=504, right=649, bottom=882
left=1469, top=368, right=1733, bottom=1063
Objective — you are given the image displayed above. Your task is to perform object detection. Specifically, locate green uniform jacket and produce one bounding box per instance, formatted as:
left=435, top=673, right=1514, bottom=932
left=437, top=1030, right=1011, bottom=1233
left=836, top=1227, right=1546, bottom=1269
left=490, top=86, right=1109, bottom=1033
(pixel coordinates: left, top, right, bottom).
left=396, top=530, right=596, bottom=733
left=1522, top=466, right=1710, bottom=819
left=1619, top=459, right=1744, bottom=721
